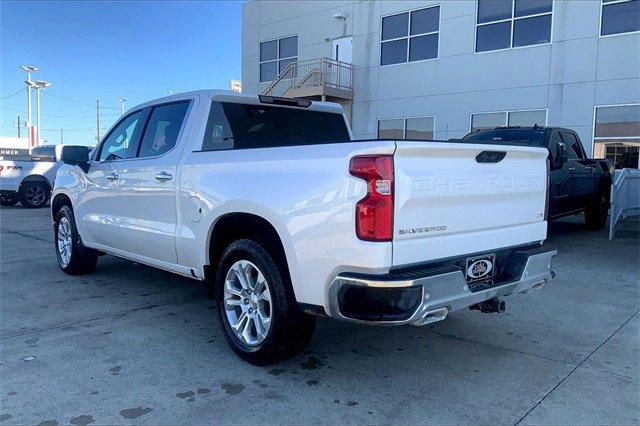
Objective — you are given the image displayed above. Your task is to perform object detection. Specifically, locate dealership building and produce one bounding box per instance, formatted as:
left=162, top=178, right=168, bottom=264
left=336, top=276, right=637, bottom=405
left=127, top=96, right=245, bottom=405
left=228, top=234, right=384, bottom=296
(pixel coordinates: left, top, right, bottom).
left=241, top=0, right=640, bottom=165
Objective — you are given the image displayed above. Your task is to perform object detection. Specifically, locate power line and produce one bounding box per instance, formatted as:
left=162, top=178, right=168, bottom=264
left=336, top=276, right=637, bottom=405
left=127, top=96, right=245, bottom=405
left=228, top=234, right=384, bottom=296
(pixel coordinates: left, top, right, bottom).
left=43, top=91, right=120, bottom=110
left=0, top=105, right=119, bottom=120
left=40, top=128, right=95, bottom=132
left=0, top=88, right=25, bottom=100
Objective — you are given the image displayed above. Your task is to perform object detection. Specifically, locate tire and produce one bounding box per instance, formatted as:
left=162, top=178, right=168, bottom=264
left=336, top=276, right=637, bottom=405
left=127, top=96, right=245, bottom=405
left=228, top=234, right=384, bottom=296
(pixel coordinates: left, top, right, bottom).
left=585, top=193, right=609, bottom=230
left=0, top=194, right=19, bottom=206
left=54, top=205, right=99, bottom=275
left=215, top=239, right=316, bottom=365
left=19, top=181, right=50, bottom=208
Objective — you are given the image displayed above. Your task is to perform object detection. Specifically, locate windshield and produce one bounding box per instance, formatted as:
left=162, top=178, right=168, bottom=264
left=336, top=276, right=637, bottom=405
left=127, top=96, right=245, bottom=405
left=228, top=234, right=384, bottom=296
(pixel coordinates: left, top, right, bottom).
left=462, top=129, right=547, bottom=147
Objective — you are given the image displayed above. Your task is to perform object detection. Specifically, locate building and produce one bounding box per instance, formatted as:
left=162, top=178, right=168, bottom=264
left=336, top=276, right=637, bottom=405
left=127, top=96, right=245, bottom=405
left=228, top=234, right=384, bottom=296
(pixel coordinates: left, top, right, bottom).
left=241, top=0, right=640, bottom=166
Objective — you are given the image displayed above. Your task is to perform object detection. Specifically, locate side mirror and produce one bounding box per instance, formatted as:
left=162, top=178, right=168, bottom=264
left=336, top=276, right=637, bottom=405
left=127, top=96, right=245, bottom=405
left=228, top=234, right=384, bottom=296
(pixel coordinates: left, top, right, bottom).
left=60, top=145, right=90, bottom=166
left=553, top=142, right=568, bottom=169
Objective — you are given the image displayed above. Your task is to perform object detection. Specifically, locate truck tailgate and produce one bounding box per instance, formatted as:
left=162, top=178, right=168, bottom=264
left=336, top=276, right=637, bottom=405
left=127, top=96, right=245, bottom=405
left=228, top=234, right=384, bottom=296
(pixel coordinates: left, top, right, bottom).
left=392, top=141, right=548, bottom=266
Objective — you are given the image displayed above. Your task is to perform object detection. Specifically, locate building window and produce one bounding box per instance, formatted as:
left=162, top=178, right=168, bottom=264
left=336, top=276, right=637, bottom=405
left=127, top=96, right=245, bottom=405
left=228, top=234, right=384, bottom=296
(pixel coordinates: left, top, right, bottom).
left=470, top=109, right=546, bottom=131
left=381, top=6, right=440, bottom=66
left=259, top=36, right=298, bottom=82
left=593, top=104, right=640, bottom=168
left=476, top=0, right=552, bottom=53
left=378, top=116, right=435, bottom=140
left=601, top=0, right=640, bottom=36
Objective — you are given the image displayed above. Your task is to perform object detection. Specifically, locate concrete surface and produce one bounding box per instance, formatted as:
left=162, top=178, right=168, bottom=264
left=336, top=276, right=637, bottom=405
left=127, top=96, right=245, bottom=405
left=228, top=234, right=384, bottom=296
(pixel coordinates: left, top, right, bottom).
left=0, top=206, right=638, bottom=425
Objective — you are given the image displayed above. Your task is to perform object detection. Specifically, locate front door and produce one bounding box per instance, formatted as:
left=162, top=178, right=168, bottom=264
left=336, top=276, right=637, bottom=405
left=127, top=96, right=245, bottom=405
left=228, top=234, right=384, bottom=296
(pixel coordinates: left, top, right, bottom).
left=114, top=100, right=191, bottom=265
left=561, top=132, right=593, bottom=208
left=548, top=131, right=574, bottom=217
left=332, top=36, right=353, bottom=63
left=330, top=37, right=353, bottom=89
left=77, top=109, right=148, bottom=251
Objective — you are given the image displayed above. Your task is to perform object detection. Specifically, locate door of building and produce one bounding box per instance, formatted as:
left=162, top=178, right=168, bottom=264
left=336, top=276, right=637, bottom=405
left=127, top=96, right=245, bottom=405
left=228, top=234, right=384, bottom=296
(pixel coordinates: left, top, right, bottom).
left=332, top=36, right=353, bottom=63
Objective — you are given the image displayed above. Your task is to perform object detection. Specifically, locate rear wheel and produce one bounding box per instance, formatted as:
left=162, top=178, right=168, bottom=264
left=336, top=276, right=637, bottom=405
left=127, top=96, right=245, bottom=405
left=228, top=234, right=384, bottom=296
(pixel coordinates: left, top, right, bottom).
left=0, top=194, right=18, bottom=206
left=585, top=193, right=609, bottom=230
left=20, top=181, right=50, bottom=208
left=55, top=205, right=99, bottom=275
left=215, top=239, right=316, bottom=365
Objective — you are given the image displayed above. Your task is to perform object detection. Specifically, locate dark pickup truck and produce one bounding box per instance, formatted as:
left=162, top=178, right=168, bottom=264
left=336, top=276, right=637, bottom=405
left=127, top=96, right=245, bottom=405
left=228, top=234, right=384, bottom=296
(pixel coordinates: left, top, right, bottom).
left=462, top=126, right=613, bottom=230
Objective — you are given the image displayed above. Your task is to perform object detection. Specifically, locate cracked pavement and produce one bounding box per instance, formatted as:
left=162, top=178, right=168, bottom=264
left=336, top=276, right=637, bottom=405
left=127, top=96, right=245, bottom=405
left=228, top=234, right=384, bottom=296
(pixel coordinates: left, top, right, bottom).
left=0, top=206, right=638, bottom=425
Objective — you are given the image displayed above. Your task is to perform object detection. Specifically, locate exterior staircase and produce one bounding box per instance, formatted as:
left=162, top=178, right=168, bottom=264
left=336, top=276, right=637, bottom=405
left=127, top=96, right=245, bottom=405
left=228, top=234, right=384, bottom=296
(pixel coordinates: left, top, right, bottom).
left=262, top=57, right=354, bottom=102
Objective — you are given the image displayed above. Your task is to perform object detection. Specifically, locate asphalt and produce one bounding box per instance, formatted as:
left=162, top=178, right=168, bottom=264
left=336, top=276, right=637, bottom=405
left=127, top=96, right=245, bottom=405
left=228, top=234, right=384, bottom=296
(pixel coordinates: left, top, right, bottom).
left=0, top=205, right=638, bottom=425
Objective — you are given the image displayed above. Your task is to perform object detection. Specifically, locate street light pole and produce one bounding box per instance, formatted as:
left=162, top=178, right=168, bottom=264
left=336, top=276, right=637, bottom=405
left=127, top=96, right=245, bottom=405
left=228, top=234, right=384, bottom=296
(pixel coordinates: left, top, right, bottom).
left=119, top=97, right=127, bottom=115
left=20, top=65, right=38, bottom=146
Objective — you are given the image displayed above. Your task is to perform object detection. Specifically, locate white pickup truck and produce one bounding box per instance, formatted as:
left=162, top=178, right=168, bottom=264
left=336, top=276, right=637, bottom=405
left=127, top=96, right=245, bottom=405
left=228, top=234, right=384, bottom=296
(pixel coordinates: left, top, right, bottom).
left=52, top=91, right=557, bottom=365
left=0, top=146, right=64, bottom=208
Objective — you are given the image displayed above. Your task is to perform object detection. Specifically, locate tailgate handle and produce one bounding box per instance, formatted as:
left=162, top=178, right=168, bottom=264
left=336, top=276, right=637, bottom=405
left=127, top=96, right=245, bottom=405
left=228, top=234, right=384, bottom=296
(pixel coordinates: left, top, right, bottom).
left=476, top=151, right=506, bottom=163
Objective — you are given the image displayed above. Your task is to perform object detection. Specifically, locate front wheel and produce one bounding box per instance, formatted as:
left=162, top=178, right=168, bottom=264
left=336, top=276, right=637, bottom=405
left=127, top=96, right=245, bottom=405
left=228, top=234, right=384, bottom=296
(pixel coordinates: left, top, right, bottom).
left=55, top=205, right=99, bottom=275
left=20, top=181, right=50, bottom=208
left=585, top=193, right=609, bottom=230
left=0, top=194, right=19, bottom=206
left=215, top=239, right=316, bottom=365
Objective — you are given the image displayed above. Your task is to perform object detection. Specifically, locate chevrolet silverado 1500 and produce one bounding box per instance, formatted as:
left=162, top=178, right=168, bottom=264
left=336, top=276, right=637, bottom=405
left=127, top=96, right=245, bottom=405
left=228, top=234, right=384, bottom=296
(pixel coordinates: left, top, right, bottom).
left=52, top=91, right=557, bottom=364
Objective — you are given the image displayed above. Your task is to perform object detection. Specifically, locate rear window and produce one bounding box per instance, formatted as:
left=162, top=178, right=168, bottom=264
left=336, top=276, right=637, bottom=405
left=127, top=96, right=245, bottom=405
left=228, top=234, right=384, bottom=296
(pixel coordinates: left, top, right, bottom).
left=201, top=101, right=350, bottom=151
left=462, top=129, right=547, bottom=147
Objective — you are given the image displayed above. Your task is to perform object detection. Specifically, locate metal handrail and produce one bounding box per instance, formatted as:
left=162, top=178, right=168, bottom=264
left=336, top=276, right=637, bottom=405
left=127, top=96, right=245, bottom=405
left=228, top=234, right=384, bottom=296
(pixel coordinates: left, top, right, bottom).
left=262, top=57, right=354, bottom=98
left=609, top=167, right=640, bottom=239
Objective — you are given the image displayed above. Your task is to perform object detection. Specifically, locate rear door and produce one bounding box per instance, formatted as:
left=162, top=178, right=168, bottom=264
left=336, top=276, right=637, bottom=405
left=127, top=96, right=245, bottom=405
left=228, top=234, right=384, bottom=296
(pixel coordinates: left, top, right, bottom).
left=114, top=100, right=192, bottom=264
left=392, top=141, right=548, bottom=266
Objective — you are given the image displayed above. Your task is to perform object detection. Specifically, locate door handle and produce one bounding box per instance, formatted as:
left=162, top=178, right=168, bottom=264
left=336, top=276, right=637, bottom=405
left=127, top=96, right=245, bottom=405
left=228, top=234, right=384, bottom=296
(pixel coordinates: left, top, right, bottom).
left=106, top=173, right=119, bottom=181
left=568, top=167, right=576, bottom=172
left=155, top=172, right=173, bottom=181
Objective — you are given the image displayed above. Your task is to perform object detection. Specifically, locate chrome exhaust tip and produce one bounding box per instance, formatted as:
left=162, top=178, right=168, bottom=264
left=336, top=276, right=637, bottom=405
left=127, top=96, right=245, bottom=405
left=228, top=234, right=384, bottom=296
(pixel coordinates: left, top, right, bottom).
left=412, top=307, right=448, bottom=326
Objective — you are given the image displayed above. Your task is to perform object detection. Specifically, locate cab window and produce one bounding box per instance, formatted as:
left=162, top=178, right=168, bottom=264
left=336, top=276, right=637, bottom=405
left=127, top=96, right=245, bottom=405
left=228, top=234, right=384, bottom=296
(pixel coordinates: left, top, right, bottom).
left=97, top=110, right=146, bottom=162
left=560, top=132, right=584, bottom=160
left=138, top=102, right=190, bottom=158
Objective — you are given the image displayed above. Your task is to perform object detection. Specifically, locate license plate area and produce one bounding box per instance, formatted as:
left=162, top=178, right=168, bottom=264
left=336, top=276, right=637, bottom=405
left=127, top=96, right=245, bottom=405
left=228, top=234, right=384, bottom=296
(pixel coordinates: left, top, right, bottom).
left=465, top=253, right=496, bottom=284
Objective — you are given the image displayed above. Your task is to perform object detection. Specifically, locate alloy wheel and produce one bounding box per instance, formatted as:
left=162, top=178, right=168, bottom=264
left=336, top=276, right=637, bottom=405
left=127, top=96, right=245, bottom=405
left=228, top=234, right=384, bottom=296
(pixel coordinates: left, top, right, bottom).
left=223, top=260, right=272, bottom=346
left=57, top=217, right=73, bottom=267
left=25, top=185, right=46, bottom=207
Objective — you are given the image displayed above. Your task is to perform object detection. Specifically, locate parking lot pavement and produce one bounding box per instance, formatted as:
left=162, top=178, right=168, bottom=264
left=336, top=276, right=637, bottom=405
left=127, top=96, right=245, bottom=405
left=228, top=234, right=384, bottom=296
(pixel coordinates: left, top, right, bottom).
left=0, top=206, right=638, bottom=425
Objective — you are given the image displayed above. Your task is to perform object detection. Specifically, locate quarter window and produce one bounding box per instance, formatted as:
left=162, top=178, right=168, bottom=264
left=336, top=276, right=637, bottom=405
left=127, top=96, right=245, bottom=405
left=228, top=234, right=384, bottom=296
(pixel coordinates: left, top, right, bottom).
left=601, top=0, right=640, bottom=36
left=476, top=0, right=552, bottom=53
left=259, top=36, right=298, bottom=82
left=378, top=116, right=435, bottom=140
left=381, top=6, right=439, bottom=66
left=138, top=102, right=190, bottom=158
left=471, top=109, right=547, bottom=131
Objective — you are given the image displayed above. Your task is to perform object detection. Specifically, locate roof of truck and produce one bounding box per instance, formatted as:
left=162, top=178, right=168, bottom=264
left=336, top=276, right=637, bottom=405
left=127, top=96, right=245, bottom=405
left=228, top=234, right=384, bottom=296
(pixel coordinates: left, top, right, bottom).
left=130, top=89, right=344, bottom=115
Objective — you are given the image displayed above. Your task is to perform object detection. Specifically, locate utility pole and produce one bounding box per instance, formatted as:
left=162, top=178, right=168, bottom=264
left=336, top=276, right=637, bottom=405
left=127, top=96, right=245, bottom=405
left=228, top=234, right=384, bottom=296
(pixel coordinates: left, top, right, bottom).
left=17, top=116, right=21, bottom=138
left=96, top=100, right=101, bottom=142
left=60, top=129, right=63, bottom=144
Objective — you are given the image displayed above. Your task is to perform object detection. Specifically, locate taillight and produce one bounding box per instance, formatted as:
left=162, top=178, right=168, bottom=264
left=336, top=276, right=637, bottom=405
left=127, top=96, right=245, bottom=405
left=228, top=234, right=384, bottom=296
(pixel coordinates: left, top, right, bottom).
left=349, top=155, right=394, bottom=242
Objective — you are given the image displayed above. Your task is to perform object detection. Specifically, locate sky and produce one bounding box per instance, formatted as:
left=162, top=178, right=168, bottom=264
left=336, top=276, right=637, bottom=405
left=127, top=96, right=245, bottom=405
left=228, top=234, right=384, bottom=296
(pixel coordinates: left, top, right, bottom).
left=0, top=0, right=242, bottom=146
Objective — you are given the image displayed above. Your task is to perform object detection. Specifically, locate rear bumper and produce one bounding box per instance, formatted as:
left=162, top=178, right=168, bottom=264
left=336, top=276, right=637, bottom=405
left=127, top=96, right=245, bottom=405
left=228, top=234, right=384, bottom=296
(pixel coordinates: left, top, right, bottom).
left=327, top=244, right=557, bottom=326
